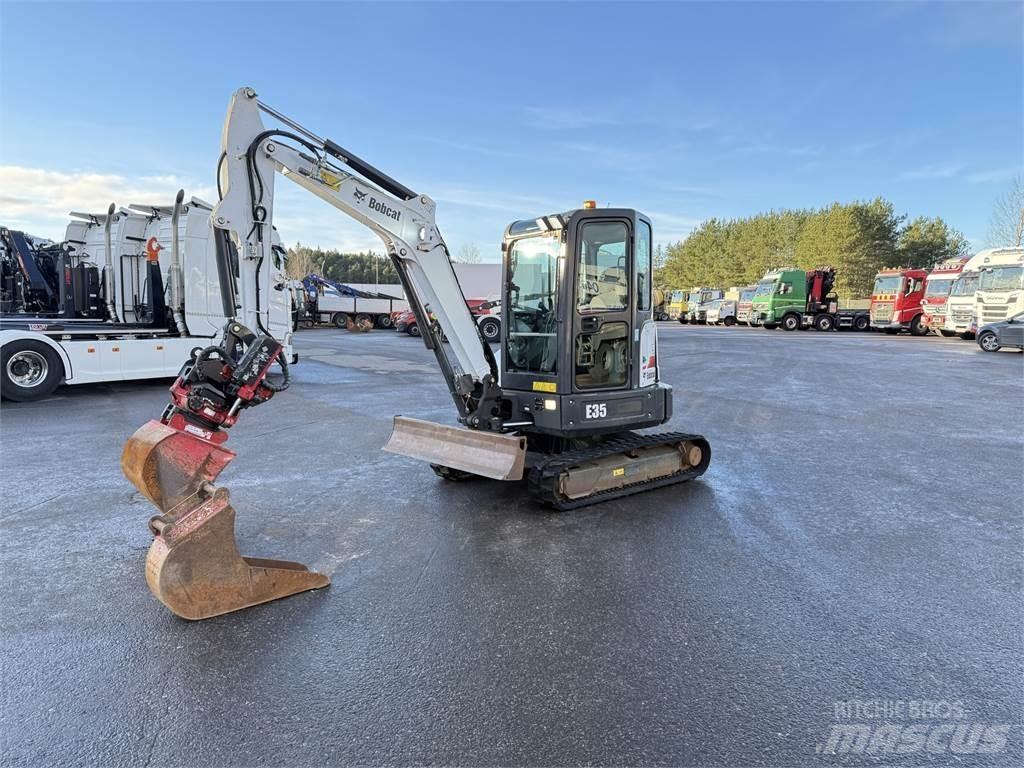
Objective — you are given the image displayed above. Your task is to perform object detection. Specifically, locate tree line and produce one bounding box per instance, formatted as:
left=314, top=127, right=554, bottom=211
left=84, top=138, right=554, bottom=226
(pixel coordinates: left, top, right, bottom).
left=657, top=198, right=969, bottom=301
left=285, top=241, right=486, bottom=284
left=285, top=244, right=399, bottom=284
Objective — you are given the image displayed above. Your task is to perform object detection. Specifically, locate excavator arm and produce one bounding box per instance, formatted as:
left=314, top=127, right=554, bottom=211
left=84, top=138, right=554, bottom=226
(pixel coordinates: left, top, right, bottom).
left=213, top=87, right=502, bottom=427
left=121, top=88, right=522, bottom=620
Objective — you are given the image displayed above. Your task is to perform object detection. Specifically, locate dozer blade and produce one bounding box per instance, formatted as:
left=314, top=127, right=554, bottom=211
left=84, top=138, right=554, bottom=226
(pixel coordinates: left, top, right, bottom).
left=122, top=420, right=328, bottom=620
left=383, top=415, right=527, bottom=481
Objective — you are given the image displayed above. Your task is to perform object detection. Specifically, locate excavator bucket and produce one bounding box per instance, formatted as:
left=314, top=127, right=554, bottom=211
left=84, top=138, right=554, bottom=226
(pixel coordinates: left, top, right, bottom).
left=383, top=415, right=527, bottom=481
left=122, top=420, right=329, bottom=620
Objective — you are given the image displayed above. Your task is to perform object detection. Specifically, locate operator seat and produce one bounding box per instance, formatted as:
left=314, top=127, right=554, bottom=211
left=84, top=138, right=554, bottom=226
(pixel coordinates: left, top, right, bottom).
left=589, top=266, right=627, bottom=309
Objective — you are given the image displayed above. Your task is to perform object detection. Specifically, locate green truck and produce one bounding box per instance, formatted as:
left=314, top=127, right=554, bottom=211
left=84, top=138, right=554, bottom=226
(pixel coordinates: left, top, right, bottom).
left=749, top=267, right=870, bottom=331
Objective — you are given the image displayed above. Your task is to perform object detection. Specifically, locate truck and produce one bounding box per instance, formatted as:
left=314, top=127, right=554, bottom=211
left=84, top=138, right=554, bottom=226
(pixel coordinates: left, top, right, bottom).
left=686, top=287, right=723, bottom=324
left=974, top=247, right=1024, bottom=330
left=301, top=273, right=408, bottom=329
left=1, top=190, right=294, bottom=401
left=667, top=289, right=688, bottom=322
left=749, top=267, right=870, bottom=331
left=921, top=257, right=969, bottom=336
left=735, top=285, right=757, bottom=326
left=706, top=286, right=741, bottom=326
left=869, top=266, right=928, bottom=335
left=943, top=248, right=1024, bottom=339
left=652, top=288, right=670, bottom=321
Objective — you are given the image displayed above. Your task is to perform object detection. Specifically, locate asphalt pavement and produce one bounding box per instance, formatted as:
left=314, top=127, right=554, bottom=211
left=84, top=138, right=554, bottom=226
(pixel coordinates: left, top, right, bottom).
left=1, top=324, right=1021, bottom=767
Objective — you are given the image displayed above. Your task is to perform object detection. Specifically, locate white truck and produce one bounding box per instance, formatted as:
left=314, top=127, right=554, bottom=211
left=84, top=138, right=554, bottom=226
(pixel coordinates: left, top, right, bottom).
left=301, top=273, right=408, bottom=329
left=1, top=191, right=294, bottom=401
left=944, top=247, right=1024, bottom=339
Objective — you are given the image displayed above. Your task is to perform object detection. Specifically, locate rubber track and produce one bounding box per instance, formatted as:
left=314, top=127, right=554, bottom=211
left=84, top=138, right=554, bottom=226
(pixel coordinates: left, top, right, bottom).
left=527, top=431, right=711, bottom=511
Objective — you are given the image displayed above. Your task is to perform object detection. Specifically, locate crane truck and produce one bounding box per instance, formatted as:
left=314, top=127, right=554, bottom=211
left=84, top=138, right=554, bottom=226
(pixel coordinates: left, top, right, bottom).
left=301, top=272, right=407, bottom=329
left=1, top=193, right=294, bottom=401
left=120, top=87, right=712, bottom=621
left=749, top=267, right=869, bottom=331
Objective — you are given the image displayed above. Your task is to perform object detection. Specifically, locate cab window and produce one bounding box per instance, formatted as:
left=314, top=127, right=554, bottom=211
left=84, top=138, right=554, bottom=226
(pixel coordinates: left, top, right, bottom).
left=636, top=220, right=651, bottom=311
left=577, top=221, right=628, bottom=312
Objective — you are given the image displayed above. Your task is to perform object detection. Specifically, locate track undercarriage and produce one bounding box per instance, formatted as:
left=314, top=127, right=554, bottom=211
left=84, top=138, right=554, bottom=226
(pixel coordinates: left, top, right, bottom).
left=431, top=430, right=711, bottom=511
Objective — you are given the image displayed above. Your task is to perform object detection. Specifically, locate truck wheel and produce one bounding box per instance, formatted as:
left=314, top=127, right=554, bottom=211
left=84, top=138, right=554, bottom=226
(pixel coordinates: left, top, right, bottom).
left=909, top=314, right=928, bottom=336
left=939, top=329, right=956, bottom=338
left=332, top=312, right=350, bottom=329
left=814, top=314, right=835, bottom=332
left=781, top=314, right=801, bottom=331
left=376, top=314, right=393, bottom=329
left=678, top=317, right=687, bottom=325
left=724, top=316, right=737, bottom=327
left=354, top=313, right=374, bottom=331
left=977, top=331, right=1001, bottom=352
left=408, top=323, right=421, bottom=337
left=478, top=317, right=501, bottom=343
left=1, top=341, right=63, bottom=402
left=854, top=316, right=869, bottom=332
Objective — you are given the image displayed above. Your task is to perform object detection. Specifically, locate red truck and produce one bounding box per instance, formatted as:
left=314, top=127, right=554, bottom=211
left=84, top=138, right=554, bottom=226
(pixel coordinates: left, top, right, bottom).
left=869, top=267, right=929, bottom=335
left=921, top=257, right=969, bottom=336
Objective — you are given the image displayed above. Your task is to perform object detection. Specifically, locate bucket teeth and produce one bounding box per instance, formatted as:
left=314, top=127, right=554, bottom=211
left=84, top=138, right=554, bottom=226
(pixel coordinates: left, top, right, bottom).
left=123, top=420, right=328, bottom=620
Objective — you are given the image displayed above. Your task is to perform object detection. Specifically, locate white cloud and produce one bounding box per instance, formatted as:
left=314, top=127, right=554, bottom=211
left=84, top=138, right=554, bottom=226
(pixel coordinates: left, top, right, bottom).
left=899, top=163, right=964, bottom=181
left=0, top=165, right=215, bottom=240
left=966, top=167, right=1021, bottom=185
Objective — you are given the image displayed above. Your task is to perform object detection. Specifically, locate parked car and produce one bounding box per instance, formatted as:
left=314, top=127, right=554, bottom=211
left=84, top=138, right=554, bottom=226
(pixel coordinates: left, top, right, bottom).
left=976, top=311, right=1024, bottom=352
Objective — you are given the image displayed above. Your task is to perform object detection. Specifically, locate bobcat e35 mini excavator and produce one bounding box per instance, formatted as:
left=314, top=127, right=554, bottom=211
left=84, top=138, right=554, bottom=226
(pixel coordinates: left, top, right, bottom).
left=122, top=88, right=711, bottom=620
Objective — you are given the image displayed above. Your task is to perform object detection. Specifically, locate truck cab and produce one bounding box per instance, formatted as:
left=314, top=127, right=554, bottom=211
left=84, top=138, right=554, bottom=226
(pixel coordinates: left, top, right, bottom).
left=667, top=289, right=687, bottom=322
left=921, top=258, right=968, bottom=336
left=735, top=285, right=757, bottom=325
left=869, top=267, right=928, bottom=335
left=749, top=268, right=805, bottom=329
left=975, top=248, right=1024, bottom=329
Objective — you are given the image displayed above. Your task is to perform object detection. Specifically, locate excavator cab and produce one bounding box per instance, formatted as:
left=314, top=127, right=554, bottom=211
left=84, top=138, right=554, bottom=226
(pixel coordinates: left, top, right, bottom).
left=499, top=206, right=668, bottom=437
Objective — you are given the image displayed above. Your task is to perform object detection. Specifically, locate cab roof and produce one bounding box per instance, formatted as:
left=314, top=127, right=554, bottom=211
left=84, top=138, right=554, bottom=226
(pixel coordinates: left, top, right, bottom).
left=504, top=207, right=647, bottom=239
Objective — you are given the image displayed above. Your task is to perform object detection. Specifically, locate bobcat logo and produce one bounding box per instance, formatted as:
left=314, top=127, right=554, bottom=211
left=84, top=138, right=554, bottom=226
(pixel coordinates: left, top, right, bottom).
left=353, top=188, right=368, bottom=204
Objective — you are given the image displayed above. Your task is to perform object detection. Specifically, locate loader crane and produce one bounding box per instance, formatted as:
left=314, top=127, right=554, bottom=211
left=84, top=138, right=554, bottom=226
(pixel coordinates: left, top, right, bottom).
left=122, top=87, right=711, bottom=620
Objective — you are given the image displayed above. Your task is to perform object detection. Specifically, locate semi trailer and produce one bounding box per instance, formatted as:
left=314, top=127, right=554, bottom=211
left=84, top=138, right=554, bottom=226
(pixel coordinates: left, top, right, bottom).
left=869, top=267, right=928, bottom=334
left=749, top=267, right=869, bottom=331
left=1, top=191, right=294, bottom=401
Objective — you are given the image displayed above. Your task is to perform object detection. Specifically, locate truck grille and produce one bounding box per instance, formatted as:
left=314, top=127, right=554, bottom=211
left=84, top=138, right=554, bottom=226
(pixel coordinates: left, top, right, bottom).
left=949, top=308, right=973, bottom=324
left=981, top=305, right=1009, bottom=324
left=871, top=302, right=894, bottom=322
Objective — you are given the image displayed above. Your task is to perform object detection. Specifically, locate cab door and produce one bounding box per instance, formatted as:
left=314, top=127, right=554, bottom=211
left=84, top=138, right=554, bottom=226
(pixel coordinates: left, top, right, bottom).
left=571, top=216, right=633, bottom=392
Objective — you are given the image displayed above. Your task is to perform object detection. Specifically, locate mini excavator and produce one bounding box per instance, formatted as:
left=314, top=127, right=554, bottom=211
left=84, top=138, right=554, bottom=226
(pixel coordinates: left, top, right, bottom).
left=122, top=88, right=710, bottom=620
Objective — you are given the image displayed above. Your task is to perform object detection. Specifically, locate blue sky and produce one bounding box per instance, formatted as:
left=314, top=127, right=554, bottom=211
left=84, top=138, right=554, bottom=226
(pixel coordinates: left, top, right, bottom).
left=1, top=1, right=1021, bottom=259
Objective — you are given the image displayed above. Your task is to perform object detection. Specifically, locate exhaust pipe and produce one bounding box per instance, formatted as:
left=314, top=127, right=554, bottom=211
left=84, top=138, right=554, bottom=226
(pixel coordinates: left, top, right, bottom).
left=169, top=189, right=189, bottom=335
left=103, top=203, right=119, bottom=322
